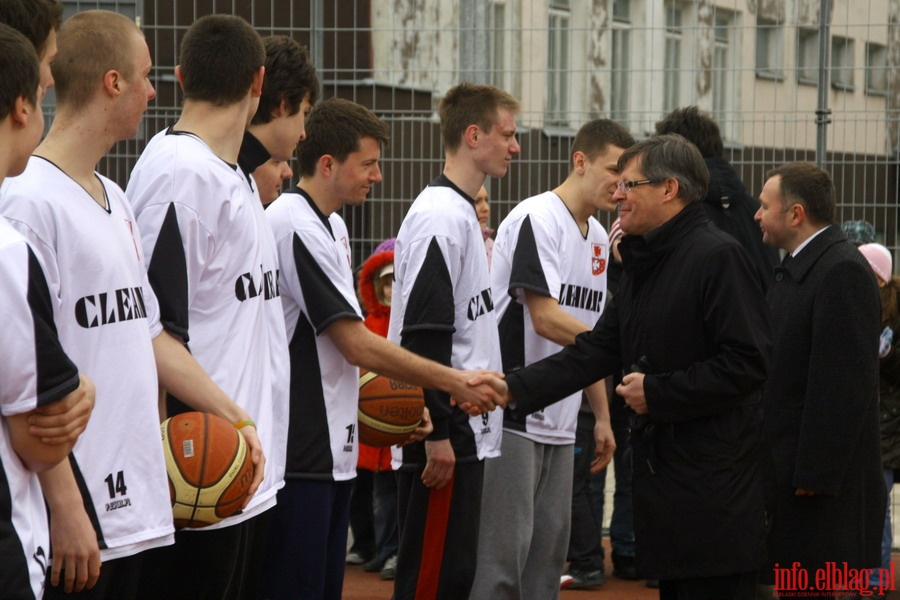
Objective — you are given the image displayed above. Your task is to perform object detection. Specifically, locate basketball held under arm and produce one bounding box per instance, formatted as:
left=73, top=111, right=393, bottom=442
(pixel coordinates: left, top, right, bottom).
left=151, top=330, right=265, bottom=503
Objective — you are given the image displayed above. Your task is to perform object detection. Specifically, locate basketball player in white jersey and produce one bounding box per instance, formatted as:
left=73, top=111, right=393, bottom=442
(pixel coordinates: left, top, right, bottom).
left=125, top=15, right=288, bottom=599
left=470, top=119, right=635, bottom=599
left=387, top=82, right=518, bottom=600
left=0, top=11, right=261, bottom=599
left=0, top=23, right=96, bottom=600
left=238, top=35, right=318, bottom=205
left=263, top=97, right=502, bottom=600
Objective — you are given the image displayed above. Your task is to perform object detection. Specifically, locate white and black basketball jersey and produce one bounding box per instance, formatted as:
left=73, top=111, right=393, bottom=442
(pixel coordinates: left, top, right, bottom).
left=388, top=175, right=502, bottom=467
left=0, top=215, right=80, bottom=599
left=0, top=158, right=175, bottom=560
left=126, top=129, right=290, bottom=528
left=266, top=188, right=362, bottom=481
left=491, top=191, right=609, bottom=444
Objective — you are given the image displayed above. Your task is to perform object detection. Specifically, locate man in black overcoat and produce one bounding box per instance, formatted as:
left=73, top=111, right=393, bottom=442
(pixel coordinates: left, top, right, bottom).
left=756, top=162, right=885, bottom=598
left=473, top=134, right=772, bottom=600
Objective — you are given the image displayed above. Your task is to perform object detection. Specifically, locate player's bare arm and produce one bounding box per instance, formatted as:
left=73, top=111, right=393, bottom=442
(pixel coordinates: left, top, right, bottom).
left=585, top=380, right=615, bottom=473
left=38, top=464, right=102, bottom=592
left=421, top=438, right=455, bottom=490
left=326, top=318, right=506, bottom=413
left=152, top=330, right=265, bottom=506
left=8, top=378, right=93, bottom=472
left=25, top=374, right=95, bottom=446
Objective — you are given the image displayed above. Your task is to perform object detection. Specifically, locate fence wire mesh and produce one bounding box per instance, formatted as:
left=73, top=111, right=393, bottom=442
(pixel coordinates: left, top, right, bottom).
left=59, top=0, right=898, bottom=259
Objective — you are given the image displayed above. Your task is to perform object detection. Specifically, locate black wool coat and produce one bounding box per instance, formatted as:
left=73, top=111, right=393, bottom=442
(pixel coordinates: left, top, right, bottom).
left=762, top=224, right=885, bottom=572
left=507, top=202, right=772, bottom=579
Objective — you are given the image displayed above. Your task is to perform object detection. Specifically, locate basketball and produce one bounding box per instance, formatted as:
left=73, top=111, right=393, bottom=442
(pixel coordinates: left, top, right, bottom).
left=358, top=370, right=425, bottom=447
left=161, top=412, right=254, bottom=528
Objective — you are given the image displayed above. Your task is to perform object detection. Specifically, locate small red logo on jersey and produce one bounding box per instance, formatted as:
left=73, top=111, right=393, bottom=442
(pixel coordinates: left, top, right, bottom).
left=592, top=243, right=606, bottom=275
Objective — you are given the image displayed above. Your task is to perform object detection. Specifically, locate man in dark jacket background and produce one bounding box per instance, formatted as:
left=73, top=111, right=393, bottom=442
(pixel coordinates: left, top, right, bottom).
left=655, top=106, right=779, bottom=290
left=474, top=134, right=772, bottom=599
left=756, top=162, right=885, bottom=599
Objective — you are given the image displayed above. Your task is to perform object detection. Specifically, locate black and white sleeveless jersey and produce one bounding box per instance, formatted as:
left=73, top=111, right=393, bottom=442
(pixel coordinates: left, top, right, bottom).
left=0, top=215, right=80, bottom=599
left=491, top=191, right=609, bottom=444
left=266, top=188, right=362, bottom=481
left=0, top=157, right=175, bottom=560
left=388, top=175, right=502, bottom=466
left=126, top=129, right=290, bottom=527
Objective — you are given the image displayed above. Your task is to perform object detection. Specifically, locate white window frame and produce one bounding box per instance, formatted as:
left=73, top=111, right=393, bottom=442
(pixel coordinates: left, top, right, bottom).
left=610, top=0, right=632, bottom=125
left=545, top=0, right=571, bottom=126
left=489, top=0, right=509, bottom=91
left=756, top=16, right=784, bottom=80
left=712, top=8, right=739, bottom=142
left=796, top=27, right=819, bottom=86
left=865, top=42, right=888, bottom=96
left=663, top=0, right=683, bottom=113
left=830, top=35, right=855, bottom=91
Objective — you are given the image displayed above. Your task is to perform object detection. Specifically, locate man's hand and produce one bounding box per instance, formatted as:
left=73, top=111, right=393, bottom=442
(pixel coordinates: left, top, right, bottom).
left=591, top=419, right=616, bottom=474
left=448, top=369, right=507, bottom=414
left=616, top=372, right=647, bottom=415
left=29, top=374, right=95, bottom=445
left=237, top=425, right=265, bottom=508
left=399, top=407, right=434, bottom=447
left=47, top=503, right=101, bottom=593
left=454, top=371, right=509, bottom=415
left=421, top=438, right=455, bottom=490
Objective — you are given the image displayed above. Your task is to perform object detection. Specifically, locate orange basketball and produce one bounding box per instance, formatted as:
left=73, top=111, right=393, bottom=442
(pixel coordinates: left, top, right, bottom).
left=358, top=370, right=425, bottom=447
left=161, top=412, right=254, bottom=528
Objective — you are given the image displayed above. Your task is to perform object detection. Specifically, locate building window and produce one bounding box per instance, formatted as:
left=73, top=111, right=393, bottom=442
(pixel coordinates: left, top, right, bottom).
left=866, top=42, right=888, bottom=96
left=489, top=0, right=507, bottom=89
left=796, top=27, right=819, bottom=86
left=712, top=9, right=737, bottom=139
left=756, top=16, right=783, bottom=79
left=663, top=0, right=683, bottom=112
left=610, top=0, right=631, bottom=123
left=546, top=0, right=571, bottom=125
left=831, top=36, right=854, bottom=91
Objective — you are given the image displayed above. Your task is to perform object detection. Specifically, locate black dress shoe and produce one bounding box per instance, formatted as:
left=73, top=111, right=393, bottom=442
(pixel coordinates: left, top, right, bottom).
left=612, top=553, right=638, bottom=580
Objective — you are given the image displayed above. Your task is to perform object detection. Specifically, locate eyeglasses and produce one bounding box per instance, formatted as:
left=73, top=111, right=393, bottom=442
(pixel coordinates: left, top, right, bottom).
left=616, top=179, right=658, bottom=193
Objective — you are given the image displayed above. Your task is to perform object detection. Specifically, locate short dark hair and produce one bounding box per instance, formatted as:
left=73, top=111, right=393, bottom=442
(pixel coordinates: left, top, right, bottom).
left=297, top=98, right=389, bottom=177
left=0, top=0, right=62, bottom=58
left=0, top=23, right=39, bottom=120
left=618, top=134, right=709, bottom=204
left=251, top=36, right=319, bottom=126
left=179, top=15, right=264, bottom=105
left=439, top=82, right=520, bottom=152
left=654, top=106, right=724, bottom=158
left=571, top=119, right=635, bottom=164
left=766, top=161, right=835, bottom=226
left=53, top=11, right=140, bottom=111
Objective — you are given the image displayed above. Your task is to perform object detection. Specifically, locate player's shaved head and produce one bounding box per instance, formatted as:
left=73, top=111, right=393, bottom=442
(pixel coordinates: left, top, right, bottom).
left=52, top=10, right=142, bottom=111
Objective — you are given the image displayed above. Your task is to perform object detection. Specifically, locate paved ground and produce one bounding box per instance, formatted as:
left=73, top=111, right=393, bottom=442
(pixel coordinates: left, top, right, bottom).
left=342, top=543, right=900, bottom=599
left=342, top=539, right=658, bottom=600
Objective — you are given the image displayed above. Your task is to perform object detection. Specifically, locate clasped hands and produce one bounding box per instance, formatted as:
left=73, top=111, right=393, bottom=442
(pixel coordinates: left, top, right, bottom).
left=451, top=370, right=509, bottom=416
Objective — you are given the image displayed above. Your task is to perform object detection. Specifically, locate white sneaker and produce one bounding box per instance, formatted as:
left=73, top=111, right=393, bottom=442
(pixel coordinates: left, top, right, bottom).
left=345, top=551, right=366, bottom=565
left=560, top=574, right=574, bottom=589
left=380, top=555, right=398, bottom=580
